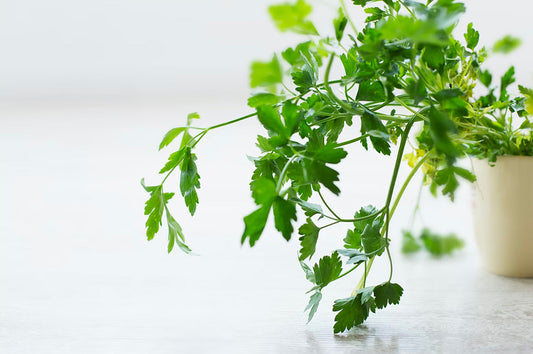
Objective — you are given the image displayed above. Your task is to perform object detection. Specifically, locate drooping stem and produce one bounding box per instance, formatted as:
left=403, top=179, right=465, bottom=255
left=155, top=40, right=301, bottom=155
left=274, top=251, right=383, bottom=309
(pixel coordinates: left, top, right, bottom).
left=353, top=117, right=417, bottom=290
left=318, top=189, right=342, bottom=220
left=390, top=152, right=431, bottom=218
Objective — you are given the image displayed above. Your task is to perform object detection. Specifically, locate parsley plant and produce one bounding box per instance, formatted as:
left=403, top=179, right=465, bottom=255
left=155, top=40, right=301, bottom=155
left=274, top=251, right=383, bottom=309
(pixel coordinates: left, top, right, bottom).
left=143, top=0, right=533, bottom=333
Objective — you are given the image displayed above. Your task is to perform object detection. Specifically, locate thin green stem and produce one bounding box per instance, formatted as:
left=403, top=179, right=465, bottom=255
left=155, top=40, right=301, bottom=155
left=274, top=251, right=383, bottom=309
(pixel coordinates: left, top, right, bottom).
left=394, top=96, right=429, bottom=122
left=390, top=151, right=431, bottom=218
left=318, top=189, right=342, bottom=220
left=319, top=220, right=342, bottom=230
left=324, top=54, right=361, bottom=114
left=352, top=117, right=417, bottom=291
left=337, top=262, right=362, bottom=280
left=276, top=155, right=298, bottom=193
left=206, top=112, right=257, bottom=131
left=340, top=0, right=358, bottom=39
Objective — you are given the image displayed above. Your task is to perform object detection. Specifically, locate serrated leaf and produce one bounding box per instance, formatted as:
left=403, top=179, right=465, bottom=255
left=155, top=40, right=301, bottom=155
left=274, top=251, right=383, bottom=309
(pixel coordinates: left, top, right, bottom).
left=353, top=205, right=380, bottom=232
left=250, top=55, right=283, bottom=88
left=333, top=8, right=348, bottom=41
left=337, top=248, right=368, bottom=265
left=300, top=259, right=316, bottom=283
left=248, top=93, right=282, bottom=108
left=298, top=218, right=320, bottom=260
left=361, top=218, right=386, bottom=255
left=373, top=282, right=403, bottom=309
left=309, top=161, right=341, bottom=195
left=281, top=101, right=302, bottom=136
left=159, top=148, right=186, bottom=174
left=142, top=180, right=174, bottom=241
left=343, top=229, right=362, bottom=250
left=357, top=81, right=387, bottom=102
left=292, top=66, right=316, bottom=94
left=305, top=291, right=322, bottom=323
left=250, top=177, right=277, bottom=205
left=464, top=23, right=479, bottom=50
left=159, top=127, right=186, bottom=150
left=180, top=148, right=201, bottom=215
left=291, top=197, right=323, bottom=217
left=257, top=105, right=287, bottom=137
left=500, top=66, right=516, bottom=102
left=360, top=110, right=390, bottom=155
left=166, top=209, right=191, bottom=254
left=241, top=205, right=271, bottom=247
left=314, top=144, right=348, bottom=164
left=313, top=251, right=342, bottom=288
left=332, top=293, right=374, bottom=333
left=273, top=196, right=298, bottom=241
left=269, top=0, right=319, bottom=35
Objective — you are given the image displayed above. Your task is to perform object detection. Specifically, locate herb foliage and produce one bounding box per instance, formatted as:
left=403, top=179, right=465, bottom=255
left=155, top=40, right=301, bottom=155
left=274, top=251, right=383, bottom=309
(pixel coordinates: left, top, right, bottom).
left=143, top=0, right=532, bottom=333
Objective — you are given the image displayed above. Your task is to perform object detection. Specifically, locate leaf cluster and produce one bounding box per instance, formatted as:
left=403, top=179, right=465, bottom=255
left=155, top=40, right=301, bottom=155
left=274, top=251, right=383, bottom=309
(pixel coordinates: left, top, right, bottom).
left=142, top=0, right=532, bottom=333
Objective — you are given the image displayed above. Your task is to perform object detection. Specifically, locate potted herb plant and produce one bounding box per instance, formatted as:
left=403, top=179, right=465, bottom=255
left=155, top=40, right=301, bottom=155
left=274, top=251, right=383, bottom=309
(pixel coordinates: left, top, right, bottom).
left=469, top=75, right=533, bottom=277
left=142, top=0, right=533, bottom=332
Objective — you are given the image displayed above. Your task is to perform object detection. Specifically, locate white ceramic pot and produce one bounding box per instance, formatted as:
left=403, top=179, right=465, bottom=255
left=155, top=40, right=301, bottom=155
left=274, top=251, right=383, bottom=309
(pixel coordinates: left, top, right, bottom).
left=472, top=156, right=533, bottom=277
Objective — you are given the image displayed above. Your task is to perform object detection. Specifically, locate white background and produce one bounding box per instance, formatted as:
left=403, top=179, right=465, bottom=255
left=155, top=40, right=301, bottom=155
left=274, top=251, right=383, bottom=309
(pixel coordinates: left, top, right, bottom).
left=0, top=0, right=532, bottom=100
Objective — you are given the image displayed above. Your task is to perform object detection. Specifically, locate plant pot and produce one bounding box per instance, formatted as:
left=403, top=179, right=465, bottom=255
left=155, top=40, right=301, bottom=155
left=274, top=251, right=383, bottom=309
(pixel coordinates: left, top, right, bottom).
left=472, top=156, right=533, bottom=277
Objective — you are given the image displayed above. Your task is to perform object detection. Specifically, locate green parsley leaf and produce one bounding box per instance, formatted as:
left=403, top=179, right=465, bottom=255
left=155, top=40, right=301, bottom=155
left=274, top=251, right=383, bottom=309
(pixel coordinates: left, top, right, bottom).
left=305, top=291, right=322, bottom=323
left=291, top=197, right=323, bottom=217
left=421, top=45, right=445, bottom=71
left=159, top=148, right=186, bottom=174
left=250, top=55, right=283, bottom=88
left=373, top=282, right=403, bottom=309
left=464, top=23, right=479, bottom=50
left=298, top=217, right=320, bottom=260
left=337, top=248, right=369, bottom=265
left=493, top=35, right=521, bottom=54
left=361, top=218, right=386, bottom=255
left=343, top=229, right=362, bottom=250
left=250, top=177, right=277, bottom=205
left=332, top=292, right=375, bottom=333
left=428, top=106, right=459, bottom=162
left=314, top=144, right=348, bottom=164
left=401, top=230, right=422, bottom=254
left=268, top=0, right=319, bottom=36
left=333, top=8, right=348, bottom=41
left=360, top=110, right=391, bottom=155
left=500, top=66, right=516, bottom=102
left=357, top=81, right=387, bottom=102
left=273, top=196, right=297, bottom=241
left=257, top=105, right=287, bottom=137
left=405, top=78, right=428, bottom=105
left=141, top=179, right=174, bottom=241
left=300, top=259, right=316, bottom=283
left=166, top=209, right=191, bottom=254
left=180, top=148, right=201, bottom=215
left=247, top=93, right=282, bottom=108
left=241, top=205, right=271, bottom=247
left=313, top=251, right=343, bottom=288
left=420, top=228, right=465, bottom=256
left=159, top=128, right=186, bottom=151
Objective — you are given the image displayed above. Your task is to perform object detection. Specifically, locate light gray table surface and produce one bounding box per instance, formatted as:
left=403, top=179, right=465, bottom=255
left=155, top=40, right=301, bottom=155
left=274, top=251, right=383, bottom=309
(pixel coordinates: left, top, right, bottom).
left=1, top=99, right=532, bottom=353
